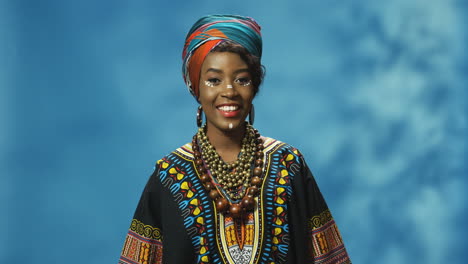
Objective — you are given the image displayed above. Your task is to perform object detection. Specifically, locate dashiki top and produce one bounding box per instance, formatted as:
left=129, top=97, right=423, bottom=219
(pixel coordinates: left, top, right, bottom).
left=119, top=137, right=351, bottom=264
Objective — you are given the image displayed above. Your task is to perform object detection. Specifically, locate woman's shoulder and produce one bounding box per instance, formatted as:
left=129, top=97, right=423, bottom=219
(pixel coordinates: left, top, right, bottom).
left=152, top=142, right=196, bottom=169
left=261, top=136, right=304, bottom=159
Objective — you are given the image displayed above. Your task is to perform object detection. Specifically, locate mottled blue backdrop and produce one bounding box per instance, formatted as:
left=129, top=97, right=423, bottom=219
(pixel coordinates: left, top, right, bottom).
left=1, top=0, right=467, bottom=263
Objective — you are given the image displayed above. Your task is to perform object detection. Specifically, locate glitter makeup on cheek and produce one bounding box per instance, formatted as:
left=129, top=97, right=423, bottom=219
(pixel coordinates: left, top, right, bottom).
left=241, top=80, right=252, bottom=86
left=204, top=80, right=215, bottom=87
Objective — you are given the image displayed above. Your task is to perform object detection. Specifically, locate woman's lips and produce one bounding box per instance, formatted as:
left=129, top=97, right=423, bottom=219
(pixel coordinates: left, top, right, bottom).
left=217, top=105, right=241, bottom=117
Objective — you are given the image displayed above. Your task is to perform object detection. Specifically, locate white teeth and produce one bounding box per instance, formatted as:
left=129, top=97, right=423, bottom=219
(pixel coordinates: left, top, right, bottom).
left=217, top=105, right=239, bottom=111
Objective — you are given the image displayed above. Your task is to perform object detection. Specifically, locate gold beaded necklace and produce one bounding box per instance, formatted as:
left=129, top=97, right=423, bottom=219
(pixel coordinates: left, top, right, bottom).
left=192, top=123, right=264, bottom=218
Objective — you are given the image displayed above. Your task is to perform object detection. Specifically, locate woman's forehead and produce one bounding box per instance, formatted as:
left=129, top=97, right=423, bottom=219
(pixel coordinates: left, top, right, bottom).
left=201, top=52, right=249, bottom=73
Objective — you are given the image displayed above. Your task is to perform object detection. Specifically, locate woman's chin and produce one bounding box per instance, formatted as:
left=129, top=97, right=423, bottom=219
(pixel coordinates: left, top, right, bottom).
left=221, top=120, right=246, bottom=133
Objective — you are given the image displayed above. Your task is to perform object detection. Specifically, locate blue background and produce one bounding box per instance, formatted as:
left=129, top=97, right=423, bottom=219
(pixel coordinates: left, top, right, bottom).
left=1, top=0, right=467, bottom=263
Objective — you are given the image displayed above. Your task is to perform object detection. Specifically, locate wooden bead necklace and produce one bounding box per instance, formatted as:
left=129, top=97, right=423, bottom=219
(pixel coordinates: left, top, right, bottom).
left=192, top=123, right=264, bottom=218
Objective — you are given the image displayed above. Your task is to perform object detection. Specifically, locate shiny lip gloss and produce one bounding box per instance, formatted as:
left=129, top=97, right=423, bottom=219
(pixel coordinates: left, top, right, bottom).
left=216, top=104, right=241, bottom=118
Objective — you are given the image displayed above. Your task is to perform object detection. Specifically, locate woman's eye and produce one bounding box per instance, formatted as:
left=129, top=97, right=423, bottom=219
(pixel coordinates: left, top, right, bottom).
left=204, top=78, right=220, bottom=87
left=235, top=78, right=252, bottom=86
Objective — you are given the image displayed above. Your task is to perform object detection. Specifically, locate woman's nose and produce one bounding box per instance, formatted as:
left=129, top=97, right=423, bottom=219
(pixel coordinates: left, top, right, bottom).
left=221, top=81, right=238, bottom=97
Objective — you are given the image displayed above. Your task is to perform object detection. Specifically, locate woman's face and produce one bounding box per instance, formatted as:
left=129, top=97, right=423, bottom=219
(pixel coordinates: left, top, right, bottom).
left=198, top=51, right=255, bottom=135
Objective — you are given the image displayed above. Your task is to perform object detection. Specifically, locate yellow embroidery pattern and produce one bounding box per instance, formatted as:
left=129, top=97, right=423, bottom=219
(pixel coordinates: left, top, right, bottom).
left=130, top=219, right=163, bottom=241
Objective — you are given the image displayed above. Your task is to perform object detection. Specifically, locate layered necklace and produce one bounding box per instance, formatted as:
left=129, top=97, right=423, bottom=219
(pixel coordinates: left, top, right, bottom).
left=192, top=123, right=264, bottom=218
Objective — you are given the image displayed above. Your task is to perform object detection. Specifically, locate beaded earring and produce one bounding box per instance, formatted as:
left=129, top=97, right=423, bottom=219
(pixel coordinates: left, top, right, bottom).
left=197, top=106, right=203, bottom=127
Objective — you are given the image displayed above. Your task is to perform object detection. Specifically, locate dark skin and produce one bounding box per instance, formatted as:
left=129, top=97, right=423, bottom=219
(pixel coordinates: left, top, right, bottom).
left=198, top=52, right=255, bottom=162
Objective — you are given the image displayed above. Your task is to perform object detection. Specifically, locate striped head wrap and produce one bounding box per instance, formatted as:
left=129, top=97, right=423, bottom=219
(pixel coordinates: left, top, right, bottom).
left=182, top=14, right=262, bottom=100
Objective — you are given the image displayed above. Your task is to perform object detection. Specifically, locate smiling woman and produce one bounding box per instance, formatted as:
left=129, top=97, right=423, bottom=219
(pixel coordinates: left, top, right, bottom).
left=198, top=51, right=255, bottom=162
left=118, top=14, right=351, bottom=264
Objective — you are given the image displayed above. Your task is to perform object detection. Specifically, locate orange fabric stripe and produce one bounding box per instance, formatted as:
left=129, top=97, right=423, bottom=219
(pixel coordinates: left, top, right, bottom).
left=188, top=39, right=222, bottom=97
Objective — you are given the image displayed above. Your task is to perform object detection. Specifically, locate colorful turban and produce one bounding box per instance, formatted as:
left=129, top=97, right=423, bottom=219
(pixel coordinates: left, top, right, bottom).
left=182, top=14, right=262, bottom=100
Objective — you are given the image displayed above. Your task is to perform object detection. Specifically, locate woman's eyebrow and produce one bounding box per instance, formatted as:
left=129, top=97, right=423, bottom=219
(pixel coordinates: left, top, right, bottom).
left=205, top=68, right=222, bottom=73
left=204, top=68, right=249, bottom=74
